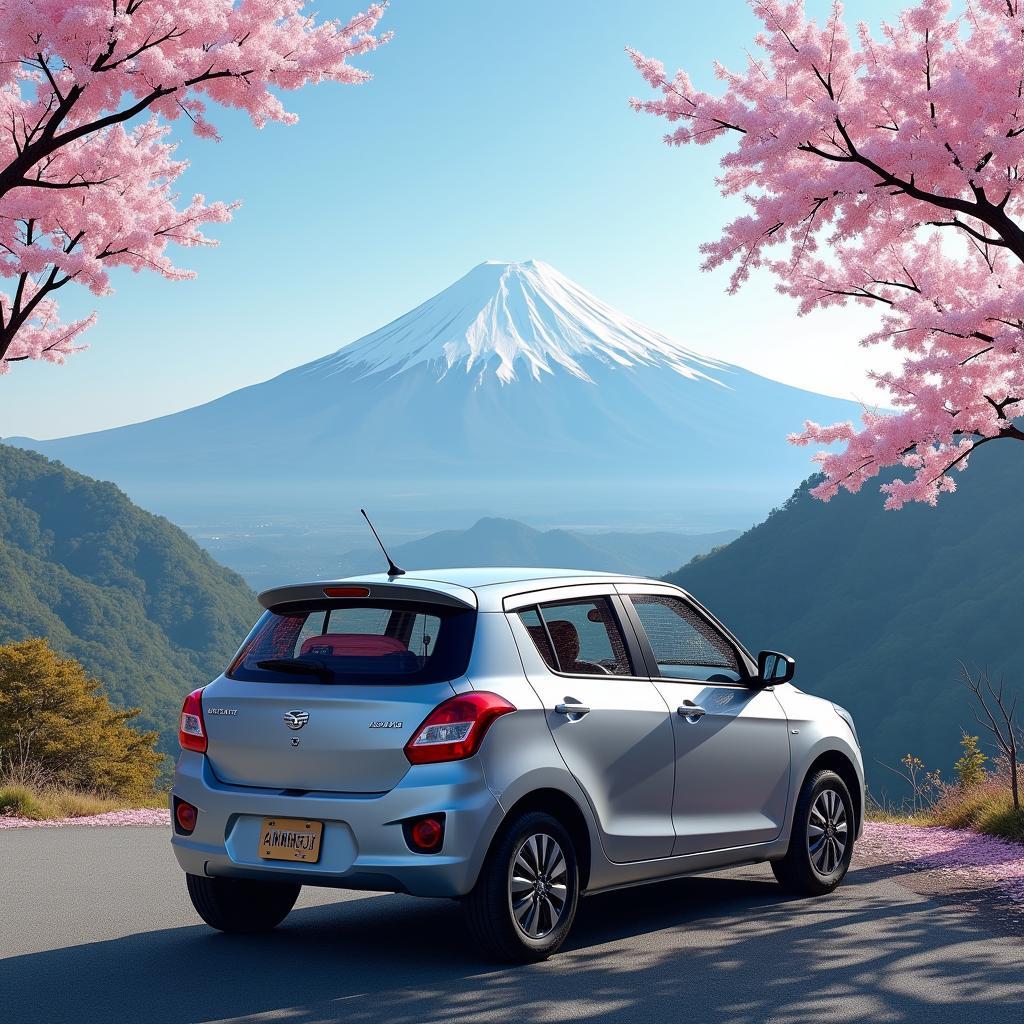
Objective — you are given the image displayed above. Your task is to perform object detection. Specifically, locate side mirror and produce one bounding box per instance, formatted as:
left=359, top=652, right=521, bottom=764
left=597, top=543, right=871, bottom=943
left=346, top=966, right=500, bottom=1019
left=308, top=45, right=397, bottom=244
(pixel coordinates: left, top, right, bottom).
left=757, top=650, right=795, bottom=686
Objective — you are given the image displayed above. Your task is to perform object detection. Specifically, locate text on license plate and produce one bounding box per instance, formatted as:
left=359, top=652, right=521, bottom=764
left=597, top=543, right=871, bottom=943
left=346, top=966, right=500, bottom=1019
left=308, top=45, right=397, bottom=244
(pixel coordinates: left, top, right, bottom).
left=258, top=817, right=323, bottom=863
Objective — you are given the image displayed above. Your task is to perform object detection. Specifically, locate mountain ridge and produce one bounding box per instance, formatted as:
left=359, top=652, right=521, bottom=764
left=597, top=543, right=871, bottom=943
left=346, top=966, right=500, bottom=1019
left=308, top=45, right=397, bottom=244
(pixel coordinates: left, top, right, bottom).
left=200, top=515, right=741, bottom=591
left=0, top=443, right=258, bottom=754
left=667, top=450, right=1024, bottom=789
left=8, top=260, right=865, bottom=529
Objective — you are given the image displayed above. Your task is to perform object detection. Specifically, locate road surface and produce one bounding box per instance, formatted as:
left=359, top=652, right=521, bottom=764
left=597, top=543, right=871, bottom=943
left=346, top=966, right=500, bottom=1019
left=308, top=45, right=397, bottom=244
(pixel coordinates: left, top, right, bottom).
left=1, top=825, right=1021, bottom=1023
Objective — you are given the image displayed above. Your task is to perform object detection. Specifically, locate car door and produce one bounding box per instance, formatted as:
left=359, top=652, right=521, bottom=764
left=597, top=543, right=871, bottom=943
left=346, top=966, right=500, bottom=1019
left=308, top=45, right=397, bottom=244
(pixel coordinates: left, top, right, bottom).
left=505, top=586, right=676, bottom=863
left=617, top=585, right=791, bottom=857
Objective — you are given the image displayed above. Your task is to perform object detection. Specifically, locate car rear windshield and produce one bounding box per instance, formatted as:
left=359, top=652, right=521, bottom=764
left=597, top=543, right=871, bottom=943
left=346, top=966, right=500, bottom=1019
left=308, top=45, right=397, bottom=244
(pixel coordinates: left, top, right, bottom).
left=227, top=599, right=476, bottom=685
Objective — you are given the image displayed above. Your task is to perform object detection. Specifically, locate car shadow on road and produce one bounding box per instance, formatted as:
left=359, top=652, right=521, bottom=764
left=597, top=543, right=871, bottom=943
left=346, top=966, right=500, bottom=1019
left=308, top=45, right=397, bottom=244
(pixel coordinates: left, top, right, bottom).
left=3, top=866, right=1021, bottom=1024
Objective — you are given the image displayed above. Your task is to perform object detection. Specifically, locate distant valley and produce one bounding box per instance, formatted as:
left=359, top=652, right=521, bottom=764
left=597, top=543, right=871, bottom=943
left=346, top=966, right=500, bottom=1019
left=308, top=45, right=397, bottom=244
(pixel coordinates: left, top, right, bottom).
left=4, top=436, right=1016, bottom=796
left=191, top=515, right=740, bottom=591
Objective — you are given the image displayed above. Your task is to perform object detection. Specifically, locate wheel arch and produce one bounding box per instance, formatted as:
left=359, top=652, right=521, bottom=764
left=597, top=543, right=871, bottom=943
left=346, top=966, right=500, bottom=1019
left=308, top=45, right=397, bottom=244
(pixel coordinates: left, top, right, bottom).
left=498, top=788, right=593, bottom=891
left=804, top=749, right=862, bottom=834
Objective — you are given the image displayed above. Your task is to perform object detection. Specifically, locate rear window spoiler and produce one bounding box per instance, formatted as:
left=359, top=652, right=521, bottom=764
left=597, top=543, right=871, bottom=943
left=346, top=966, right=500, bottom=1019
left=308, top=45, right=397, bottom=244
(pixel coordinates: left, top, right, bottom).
left=257, top=581, right=477, bottom=613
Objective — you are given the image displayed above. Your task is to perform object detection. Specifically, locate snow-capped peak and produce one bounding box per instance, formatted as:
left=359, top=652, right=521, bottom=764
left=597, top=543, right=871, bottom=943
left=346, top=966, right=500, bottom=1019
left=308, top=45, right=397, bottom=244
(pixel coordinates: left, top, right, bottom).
left=313, top=259, right=729, bottom=386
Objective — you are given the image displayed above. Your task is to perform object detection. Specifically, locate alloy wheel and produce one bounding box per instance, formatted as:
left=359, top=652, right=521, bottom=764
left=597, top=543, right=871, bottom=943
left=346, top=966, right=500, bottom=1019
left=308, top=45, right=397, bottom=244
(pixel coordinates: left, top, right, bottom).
left=508, top=832, right=569, bottom=939
left=807, top=788, right=848, bottom=875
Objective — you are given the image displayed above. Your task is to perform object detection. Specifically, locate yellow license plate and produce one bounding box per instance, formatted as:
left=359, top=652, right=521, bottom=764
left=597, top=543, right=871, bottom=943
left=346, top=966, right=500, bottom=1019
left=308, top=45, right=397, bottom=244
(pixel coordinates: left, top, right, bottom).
left=258, top=817, right=323, bottom=863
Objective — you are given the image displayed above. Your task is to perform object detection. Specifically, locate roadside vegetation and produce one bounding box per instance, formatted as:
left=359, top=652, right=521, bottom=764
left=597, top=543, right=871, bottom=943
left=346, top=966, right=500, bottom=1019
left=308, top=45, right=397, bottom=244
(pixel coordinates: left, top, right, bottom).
left=869, top=734, right=1024, bottom=845
left=869, top=667, right=1024, bottom=843
left=0, top=638, right=166, bottom=820
left=0, top=783, right=166, bottom=821
left=869, top=755, right=1024, bottom=844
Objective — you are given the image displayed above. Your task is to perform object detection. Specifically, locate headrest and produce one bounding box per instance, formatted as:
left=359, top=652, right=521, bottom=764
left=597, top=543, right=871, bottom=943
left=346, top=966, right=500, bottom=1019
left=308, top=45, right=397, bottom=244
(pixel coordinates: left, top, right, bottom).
left=526, top=623, right=548, bottom=645
left=546, top=620, right=580, bottom=662
left=300, top=633, right=407, bottom=658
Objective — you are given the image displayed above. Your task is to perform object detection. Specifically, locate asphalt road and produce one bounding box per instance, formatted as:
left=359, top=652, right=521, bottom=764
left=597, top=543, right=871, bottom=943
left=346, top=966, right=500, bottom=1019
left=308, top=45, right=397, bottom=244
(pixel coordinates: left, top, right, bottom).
left=1, top=826, right=1021, bottom=1024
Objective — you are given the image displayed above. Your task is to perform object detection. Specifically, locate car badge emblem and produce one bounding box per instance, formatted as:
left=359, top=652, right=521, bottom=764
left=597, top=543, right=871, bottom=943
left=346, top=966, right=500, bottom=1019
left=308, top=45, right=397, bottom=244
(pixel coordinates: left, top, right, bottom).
left=284, top=710, right=309, bottom=730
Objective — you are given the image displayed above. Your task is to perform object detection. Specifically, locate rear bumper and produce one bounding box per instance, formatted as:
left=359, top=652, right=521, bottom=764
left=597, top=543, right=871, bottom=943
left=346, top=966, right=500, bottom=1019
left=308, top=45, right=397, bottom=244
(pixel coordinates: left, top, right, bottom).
left=170, top=751, right=504, bottom=898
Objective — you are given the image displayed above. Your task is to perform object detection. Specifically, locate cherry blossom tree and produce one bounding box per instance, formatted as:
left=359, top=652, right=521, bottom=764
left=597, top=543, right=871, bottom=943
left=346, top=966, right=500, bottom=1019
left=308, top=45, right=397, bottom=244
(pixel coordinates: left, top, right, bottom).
left=0, top=1, right=390, bottom=373
left=630, top=0, right=1024, bottom=508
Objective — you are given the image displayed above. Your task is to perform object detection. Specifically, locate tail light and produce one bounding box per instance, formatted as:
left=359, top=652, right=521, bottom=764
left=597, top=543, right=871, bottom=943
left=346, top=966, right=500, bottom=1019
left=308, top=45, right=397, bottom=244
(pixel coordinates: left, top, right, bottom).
left=178, top=688, right=207, bottom=753
left=174, top=797, right=198, bottom=835
left=404, top=692, right=515, bottom=765
left=323, top=586, right=371, bottom=598
left=405, top=814, right=445, bottom=853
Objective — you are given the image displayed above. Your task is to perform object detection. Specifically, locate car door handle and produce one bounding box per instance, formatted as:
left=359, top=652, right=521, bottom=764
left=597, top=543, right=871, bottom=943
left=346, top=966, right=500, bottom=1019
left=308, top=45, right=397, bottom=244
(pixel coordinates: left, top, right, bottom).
left=555, top=702, right=591, bottom=716
left=677, top=703, right=706, bottom=721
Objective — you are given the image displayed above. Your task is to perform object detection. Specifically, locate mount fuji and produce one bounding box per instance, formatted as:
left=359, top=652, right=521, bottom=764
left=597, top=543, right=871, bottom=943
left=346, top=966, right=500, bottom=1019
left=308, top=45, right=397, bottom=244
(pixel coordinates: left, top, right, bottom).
left=10, top=260, right=863, bottom=529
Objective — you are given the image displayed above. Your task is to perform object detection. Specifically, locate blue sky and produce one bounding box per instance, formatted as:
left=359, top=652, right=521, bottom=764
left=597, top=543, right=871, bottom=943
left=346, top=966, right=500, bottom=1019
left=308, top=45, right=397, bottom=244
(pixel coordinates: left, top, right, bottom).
left=2, top=0, right=900, bottom=439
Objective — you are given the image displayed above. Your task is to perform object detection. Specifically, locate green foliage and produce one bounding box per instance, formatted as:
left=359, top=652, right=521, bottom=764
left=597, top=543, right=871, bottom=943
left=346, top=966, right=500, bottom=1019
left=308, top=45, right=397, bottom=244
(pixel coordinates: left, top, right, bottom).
left=977, top=804, right=1024, bottom=843
left=0, top=444, right=259, bottom=754
left=0, top=638, right=162, bottom=798
left=954, top=735, right=988, bottom=789
left=667, top=450, right=1024, bottom=792
left=0, top=784, right=45, bottom=818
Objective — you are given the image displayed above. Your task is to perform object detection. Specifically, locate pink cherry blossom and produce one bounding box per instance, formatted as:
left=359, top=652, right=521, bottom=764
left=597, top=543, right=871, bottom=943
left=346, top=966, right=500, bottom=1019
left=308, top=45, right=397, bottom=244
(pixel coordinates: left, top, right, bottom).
left=0, top=1, right=390, bottom=372
left=631, top=1, right=1024, bottom=507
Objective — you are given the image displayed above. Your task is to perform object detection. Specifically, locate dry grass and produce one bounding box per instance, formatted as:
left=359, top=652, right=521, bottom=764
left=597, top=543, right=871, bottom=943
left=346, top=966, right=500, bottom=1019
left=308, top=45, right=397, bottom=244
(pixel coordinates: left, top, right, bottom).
left=867, top=780, right=1024, bottom=844
left=0, top=781, right=166, bottom=821
left=928, top=782, right=1024, bottom=843
left=863, top=807, right=921, bottom=826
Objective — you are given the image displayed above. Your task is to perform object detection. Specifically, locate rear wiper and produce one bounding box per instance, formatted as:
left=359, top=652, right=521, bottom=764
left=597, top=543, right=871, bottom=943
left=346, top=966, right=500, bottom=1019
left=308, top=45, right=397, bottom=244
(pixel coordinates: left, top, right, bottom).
left=256, top=658, right=333, bottom=680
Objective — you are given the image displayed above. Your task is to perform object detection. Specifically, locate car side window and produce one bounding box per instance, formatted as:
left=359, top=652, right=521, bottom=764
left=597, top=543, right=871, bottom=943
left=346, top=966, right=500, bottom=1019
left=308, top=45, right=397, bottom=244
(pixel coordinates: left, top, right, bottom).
left=628, top=595, right=742, bottom=682
left=518, top=607, right=558, bottom=671
left=519, top=597, right=633, bottom=676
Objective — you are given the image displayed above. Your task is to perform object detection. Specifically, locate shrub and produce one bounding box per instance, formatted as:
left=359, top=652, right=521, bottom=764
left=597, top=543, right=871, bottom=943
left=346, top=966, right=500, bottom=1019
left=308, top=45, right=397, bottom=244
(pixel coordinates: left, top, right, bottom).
left=0, top=783, right=46, bottom=819
left=960, top=666, right=1021, bottom=811
left=876, top=753, right=945, bottom=814
left=929, top=780, right=1024, bottom=843
left=0, top=638, right=163, bottom=800
left=979, top=803, right=1024, bottom=843
left=954, top=735, right=988, bottom=790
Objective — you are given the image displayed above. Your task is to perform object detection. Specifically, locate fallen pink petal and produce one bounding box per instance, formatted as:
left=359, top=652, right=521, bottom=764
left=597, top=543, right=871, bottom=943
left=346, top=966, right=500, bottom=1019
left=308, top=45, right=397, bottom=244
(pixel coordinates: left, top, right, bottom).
left=0, top=808, right=170, bottom=830
left=860, top=822, right=1024, bottom=901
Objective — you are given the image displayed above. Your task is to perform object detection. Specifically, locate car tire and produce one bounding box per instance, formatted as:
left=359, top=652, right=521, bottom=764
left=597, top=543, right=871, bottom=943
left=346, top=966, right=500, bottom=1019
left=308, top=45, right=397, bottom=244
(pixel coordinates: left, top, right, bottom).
left=772, top=769, right=855, bottom=896
left=465, top=810, right=580, bottom=962
left=186, top=873, right=301, bottom=933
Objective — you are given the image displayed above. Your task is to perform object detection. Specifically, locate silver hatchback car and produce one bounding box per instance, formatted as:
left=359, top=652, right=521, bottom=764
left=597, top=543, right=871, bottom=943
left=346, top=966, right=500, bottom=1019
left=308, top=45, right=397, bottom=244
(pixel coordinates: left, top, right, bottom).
left=171, top=568, right=863, bottom=961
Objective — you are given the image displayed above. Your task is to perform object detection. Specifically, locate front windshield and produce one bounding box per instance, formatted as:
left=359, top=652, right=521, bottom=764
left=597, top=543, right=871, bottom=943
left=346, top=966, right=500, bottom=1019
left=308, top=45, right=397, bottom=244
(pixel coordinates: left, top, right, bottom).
left=227, top=599, right=476, bottom=685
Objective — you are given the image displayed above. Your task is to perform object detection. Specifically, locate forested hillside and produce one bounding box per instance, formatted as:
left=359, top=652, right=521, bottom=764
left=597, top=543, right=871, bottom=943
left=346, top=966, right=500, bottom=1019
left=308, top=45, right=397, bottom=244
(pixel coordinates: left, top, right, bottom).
left=0, top=445, right=258, bottom=754
left=668, top=449, right=1022, bottom=792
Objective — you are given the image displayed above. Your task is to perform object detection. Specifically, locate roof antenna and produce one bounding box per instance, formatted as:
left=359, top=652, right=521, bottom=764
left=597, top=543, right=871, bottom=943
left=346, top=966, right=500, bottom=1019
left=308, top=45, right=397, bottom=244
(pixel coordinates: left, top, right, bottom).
left=360, top=509, right=406, bottom=577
